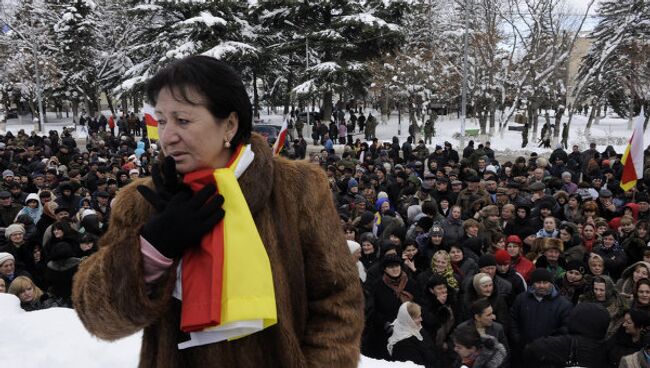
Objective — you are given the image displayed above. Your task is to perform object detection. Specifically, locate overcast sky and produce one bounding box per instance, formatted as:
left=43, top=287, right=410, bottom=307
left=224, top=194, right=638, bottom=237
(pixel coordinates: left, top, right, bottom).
left=566, top=0, right=599, bottom=15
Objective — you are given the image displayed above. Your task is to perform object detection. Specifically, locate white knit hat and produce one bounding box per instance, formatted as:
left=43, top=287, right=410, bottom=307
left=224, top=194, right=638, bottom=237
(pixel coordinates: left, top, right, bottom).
left=0, top=252, right=14, bottom=265
left=5, top=223, right=25, bottom=239
left=347, top=240, right=361, bottom=254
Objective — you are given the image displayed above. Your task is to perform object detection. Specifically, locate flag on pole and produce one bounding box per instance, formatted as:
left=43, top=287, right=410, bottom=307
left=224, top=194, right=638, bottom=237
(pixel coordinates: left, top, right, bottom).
left=272, top=120, right=288, bottom=156
left=143, top=103, right=159, bottom=140
left=620, top=108, right=645, bottom=192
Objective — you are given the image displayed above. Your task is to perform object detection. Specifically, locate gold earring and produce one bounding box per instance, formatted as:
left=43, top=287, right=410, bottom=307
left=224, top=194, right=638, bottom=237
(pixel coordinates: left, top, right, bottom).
left=224, top=137, right=231, bottom=148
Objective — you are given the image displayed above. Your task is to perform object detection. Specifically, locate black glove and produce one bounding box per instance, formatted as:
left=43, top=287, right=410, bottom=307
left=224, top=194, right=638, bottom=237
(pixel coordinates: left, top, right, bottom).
left=137, top=156, right=185, bottom=212
left=138, top=180, right=225, bottom=259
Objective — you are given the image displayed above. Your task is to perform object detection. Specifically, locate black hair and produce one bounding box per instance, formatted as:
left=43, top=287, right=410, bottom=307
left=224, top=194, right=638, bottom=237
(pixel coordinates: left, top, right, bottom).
left=470, top=298, right=492, bottom=318
left=602, top=230, right=617, bottom=239
left=145, top=55, right=252, bottom=148
left=452, top=324, right=484, bottom=349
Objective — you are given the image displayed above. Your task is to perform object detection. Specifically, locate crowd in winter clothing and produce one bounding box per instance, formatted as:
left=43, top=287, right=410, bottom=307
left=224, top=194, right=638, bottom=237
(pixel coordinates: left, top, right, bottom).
left=329, top=132, right=650, bottom=367
left=0, top=125, right=152, bottom=311
left=4, top=113, right=650, bottom=367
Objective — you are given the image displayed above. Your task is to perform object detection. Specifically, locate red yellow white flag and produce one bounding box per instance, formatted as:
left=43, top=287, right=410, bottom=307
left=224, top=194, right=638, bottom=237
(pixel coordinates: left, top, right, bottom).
left=143, top=103, right=159, bottom=140
left=272, top=120, right=288, bottom=156
left=620, top=108, right=645, bottom=192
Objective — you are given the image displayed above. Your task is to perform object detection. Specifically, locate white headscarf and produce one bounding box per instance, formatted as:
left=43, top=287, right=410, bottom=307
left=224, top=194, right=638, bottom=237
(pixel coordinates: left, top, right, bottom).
left=387, top=302, right=423, bottom=356
left=347, top=240, right=367, bottom=282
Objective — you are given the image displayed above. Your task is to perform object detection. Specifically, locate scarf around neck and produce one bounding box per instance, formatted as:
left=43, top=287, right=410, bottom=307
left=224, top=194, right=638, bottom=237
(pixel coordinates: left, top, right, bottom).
left=176, top=144, right=277, bottom=349
left=383, top=272, right=414, bottom=303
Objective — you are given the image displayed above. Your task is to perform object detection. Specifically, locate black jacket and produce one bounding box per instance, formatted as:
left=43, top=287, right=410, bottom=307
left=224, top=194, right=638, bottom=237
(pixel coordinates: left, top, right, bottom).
left=391, top=331, right=437, bottom=367
left=510, top=286, right=573, bottom=347
left=523, top=303, right=610, bottom=368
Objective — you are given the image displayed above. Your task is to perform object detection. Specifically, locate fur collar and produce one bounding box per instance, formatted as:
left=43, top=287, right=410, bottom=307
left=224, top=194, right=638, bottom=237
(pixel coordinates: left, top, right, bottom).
left=237, top=133, right=274, bottom=214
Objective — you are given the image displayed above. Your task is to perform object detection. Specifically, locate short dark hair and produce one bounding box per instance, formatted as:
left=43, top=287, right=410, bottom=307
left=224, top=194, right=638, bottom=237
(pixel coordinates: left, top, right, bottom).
left=145, top=55, right=252, bottom=148
left=452, top=324, right=482, bottom=349
left=470, top=298, right=492, bottom=318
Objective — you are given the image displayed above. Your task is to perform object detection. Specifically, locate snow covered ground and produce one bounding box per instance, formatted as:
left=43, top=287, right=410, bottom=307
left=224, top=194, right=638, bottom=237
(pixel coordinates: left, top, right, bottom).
left=4, top=109, right=648, bottom=157
left=0, top=293, right=422, bottom=368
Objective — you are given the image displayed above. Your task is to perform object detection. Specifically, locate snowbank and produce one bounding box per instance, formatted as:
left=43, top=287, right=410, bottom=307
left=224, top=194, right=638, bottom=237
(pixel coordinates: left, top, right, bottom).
left=0, top=293, right=421, bottom=367
left=0, top=293, right=141, bottom=368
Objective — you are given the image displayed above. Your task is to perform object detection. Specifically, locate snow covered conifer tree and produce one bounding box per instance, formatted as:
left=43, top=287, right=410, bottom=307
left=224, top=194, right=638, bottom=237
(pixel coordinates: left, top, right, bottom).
left=53, top=0, right=101, bottom=120
left=574, top=0, right=650, bottom=130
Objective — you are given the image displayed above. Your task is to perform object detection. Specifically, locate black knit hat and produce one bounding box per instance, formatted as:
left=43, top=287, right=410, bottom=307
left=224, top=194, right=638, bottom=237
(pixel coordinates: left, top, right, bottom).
left=478, top=254, right=497, bottom=268
left=565, top=260, right=587, bottom=275
left=530, top=268, right=554, bottom=284
left=382, top=254, right=402, bottom=269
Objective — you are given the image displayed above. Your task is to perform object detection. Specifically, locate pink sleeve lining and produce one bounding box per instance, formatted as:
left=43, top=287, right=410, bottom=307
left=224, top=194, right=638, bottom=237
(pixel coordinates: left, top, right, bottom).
left=140, top=236, right=173, bottom=283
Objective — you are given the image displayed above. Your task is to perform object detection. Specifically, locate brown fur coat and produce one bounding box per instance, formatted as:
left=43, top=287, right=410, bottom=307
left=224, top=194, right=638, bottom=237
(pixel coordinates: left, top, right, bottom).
left=72, top=134, right=364, bottom=367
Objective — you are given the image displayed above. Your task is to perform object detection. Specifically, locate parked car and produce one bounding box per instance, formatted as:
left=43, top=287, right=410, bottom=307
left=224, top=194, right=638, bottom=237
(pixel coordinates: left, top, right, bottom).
left=5, top=109, right=18, bottom=119
left=252, top=124, right=282, bottom=145
left=297, top=111, right=321, bottom=124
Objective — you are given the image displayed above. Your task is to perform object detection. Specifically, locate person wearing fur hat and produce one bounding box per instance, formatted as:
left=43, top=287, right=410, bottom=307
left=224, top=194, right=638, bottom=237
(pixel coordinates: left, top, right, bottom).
left=534, top=238, right=567, bottom=280
left=73, top=56, right=363, bottom=368
left=364, top=254, right=419, bottom=360
left=556, top=259, right=588, bottom=305
left=510, top=268, right=572, bottom=349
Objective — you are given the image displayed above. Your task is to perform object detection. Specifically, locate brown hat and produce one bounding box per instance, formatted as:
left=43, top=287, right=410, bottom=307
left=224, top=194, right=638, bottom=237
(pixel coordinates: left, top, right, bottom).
left=542, top=238, right=564, bottom=253
left=496, top=187, right=508, bottom=195
left=480, top=205, right=500, bottom=217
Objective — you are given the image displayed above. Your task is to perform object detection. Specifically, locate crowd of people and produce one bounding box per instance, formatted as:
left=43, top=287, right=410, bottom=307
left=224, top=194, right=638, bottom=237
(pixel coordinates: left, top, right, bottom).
left=1, top=109, right=650, bottom=368
left=314, top=119, right=650, bottom=368
left=0, top=125, right=149, bottom=310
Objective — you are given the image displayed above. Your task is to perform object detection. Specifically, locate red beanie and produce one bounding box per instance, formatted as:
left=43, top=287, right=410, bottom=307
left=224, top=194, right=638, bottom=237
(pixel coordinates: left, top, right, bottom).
left=495, top=249, right=512, bottom=265
left=506, top=235, right=522, bottom=245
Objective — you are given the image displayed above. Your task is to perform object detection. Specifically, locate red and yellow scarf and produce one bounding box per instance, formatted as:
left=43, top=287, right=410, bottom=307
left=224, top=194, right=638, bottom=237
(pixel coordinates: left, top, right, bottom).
left=178, top=144, right=277, bottom=347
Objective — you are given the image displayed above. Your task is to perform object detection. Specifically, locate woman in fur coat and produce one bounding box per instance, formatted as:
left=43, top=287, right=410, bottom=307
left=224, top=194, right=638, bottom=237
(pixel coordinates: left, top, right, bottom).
left=72, top=56, right=363, bottom=368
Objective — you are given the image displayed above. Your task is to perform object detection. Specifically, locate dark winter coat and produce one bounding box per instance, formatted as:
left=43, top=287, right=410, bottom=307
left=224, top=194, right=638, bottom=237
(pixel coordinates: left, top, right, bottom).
left=605, top=327, right=644, bottom=368
left=461, top=277, right=511, bottom=331
left=510, top=285, right=573, bottom=347
left=365, top=274, right=420, bottom=359
left=523, top=302, right=610, bottom=368
left=72, top=134, right=364, bottom=368
left=420, top=288, right=458, bottom=348
left=391, top=331, right=437, bottom=367
left=593, top=242, right=627, bottom=280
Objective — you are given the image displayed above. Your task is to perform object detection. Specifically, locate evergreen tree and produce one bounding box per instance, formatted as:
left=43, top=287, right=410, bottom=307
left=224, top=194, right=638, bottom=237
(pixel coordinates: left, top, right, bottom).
left=53, top=0, right=101, bottom=119
left=574, top=0, right=650, bottom=125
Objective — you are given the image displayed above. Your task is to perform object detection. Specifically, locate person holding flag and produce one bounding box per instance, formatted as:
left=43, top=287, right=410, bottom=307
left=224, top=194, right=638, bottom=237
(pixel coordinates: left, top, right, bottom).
left=272, top=119, right=288, bottom=156
left=620, top=108, right=645, bottom=193
left=72, top=56, right=364, bottom=367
